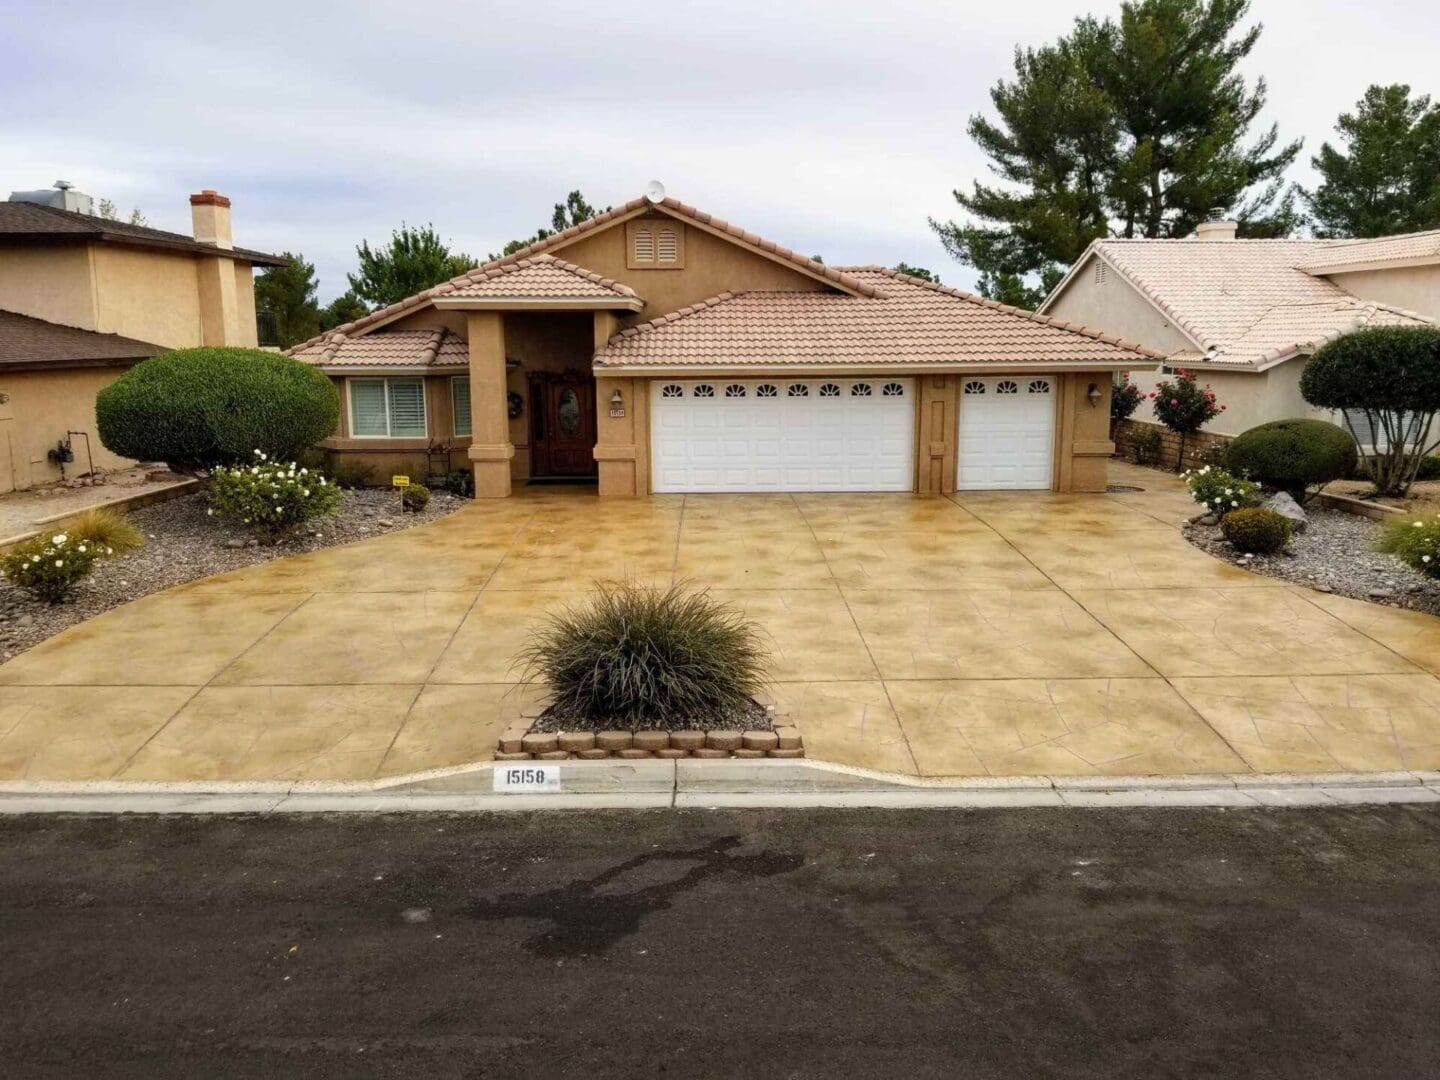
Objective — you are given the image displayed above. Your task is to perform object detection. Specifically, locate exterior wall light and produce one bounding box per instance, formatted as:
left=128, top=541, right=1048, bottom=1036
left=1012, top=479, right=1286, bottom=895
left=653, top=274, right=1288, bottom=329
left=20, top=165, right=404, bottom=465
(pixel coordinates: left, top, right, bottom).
left=1086, top=382, right=1102, bottom=407
left=610, top=389, right=624, bottom=407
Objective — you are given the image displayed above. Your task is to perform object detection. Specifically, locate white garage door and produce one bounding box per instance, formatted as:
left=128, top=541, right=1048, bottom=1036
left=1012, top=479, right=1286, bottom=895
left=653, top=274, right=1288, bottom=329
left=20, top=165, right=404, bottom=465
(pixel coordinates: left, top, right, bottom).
left=956, top=376, right=1056, bottom=490
left=650, top=378, right=915, bottom=493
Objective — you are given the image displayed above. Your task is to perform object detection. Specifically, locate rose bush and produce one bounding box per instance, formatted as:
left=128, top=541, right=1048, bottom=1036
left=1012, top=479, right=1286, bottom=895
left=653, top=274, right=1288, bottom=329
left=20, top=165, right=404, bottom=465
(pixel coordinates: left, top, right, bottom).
left=1182, top=465, right=1260, bottom=516
left=208, top=451, right=340, bottom=540
left=1151, top=369, right=1224, bottom=469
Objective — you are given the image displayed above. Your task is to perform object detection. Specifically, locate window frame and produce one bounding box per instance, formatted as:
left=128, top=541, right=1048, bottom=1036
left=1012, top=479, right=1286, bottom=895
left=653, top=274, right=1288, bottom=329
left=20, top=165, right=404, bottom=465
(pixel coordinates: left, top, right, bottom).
left=450, top=375, right=472, bottom=438
left=346, top=376, right=429, bottom=440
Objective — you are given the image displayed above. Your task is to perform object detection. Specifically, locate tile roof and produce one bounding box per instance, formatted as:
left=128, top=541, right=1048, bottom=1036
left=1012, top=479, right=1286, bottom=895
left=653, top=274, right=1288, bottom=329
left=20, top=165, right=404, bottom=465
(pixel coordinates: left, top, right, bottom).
left=0, top=200, right=285, bottom=266
left=1050, top=238, right=1436, bottom=369
left=287, top=192, right=880, bottom=354
left=1296, top=229, right=1440, bottom=273
left=595, top=268, right=1160, bottom=369
left=442, top=254, right=638, bottom=299
left=292, top=328, right=467, bottom=370
left=0, top=308, right=164, bottom=371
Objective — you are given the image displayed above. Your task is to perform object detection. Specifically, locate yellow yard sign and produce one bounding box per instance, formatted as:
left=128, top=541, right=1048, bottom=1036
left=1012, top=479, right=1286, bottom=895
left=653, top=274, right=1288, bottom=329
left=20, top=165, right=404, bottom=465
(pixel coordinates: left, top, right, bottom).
left=391, top=475, right=410, bottom=487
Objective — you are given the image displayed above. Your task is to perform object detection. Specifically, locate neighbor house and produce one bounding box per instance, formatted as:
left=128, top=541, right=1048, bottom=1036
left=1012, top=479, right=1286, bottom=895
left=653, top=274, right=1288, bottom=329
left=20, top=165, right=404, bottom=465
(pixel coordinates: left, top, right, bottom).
left=291, top=188, right=1158, bottom=497
left=0, top=183, right=283, bottom=493
left=1038, top=217, right=1440, bottom=458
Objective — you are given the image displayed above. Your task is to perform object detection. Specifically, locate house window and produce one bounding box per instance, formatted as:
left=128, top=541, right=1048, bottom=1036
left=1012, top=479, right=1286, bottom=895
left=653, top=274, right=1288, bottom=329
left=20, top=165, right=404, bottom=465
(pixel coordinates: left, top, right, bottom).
left=850, top=382, right=873, bottom=397
left=756, top=384, right=778, bottom=398
left=627, top=219, right=685, bottom=269
left=787, top=383, right=809, bottom=397
left=963, top=381, right=986, bottom=395
left=661, top=384, right=684, bottom=398
left=819, top=383, right=841, bottom=397
left=1027, top=379, right=1051, bottom=395
left=996, top=380, right=1019, bottom=395
left=349, top=377, right=427, bottom=438
left=882, top=382, right=905, bottom=397
left=725, top=384, right=747, bottom=398
left=693, top=384, right=715, bottom=398
left=451, top=376, right=472, bottom=436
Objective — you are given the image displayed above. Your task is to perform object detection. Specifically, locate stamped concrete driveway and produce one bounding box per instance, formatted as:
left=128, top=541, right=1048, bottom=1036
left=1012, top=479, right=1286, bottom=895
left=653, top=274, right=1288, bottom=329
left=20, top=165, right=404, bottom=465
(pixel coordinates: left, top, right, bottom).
left=2, top=462, right=1439, bottom=783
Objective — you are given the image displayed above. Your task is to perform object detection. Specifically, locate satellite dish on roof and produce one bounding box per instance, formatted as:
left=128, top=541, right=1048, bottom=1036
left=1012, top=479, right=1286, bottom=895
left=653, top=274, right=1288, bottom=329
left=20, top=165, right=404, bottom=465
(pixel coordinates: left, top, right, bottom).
left=644, top=180, right=666, bottom=204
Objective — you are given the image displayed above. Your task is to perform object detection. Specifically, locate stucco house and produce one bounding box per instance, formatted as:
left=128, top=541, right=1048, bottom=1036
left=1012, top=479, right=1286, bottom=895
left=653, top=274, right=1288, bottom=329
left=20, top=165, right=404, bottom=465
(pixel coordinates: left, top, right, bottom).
left=291, top=188, right=1157, bottom=497
left=1038, top=218, right=1440, bottom=453
left=0, top=183, right=282, bottom=493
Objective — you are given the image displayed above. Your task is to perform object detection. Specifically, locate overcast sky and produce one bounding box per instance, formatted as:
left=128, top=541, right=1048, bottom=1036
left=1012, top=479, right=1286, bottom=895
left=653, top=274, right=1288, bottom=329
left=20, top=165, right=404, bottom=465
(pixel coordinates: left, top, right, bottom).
left=4, top=0, right=1438, bottom=301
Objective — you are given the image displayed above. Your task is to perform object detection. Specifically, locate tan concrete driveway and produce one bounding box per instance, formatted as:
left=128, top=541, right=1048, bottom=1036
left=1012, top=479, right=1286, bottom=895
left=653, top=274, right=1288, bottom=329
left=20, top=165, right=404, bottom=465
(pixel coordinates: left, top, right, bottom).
left=2, top=462, right=1439, bottom=783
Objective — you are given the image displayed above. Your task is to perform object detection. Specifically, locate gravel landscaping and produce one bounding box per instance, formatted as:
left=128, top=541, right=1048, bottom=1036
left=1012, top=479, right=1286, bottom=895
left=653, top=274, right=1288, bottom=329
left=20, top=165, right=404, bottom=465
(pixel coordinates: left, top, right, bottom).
left=1184, top=505, right=1440, bottom=616
left=0, top=488, right=466, bottom=661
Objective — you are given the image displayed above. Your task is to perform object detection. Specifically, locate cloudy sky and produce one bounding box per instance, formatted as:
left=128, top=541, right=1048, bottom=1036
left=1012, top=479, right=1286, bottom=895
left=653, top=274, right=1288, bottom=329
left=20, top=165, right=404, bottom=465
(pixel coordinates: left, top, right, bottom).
left=4, top=0, right=1437, bottom=300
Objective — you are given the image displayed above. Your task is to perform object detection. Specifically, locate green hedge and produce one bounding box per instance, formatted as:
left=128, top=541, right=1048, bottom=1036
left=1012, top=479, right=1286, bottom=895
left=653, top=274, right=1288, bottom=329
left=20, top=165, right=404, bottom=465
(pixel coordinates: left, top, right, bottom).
left=96, top=348, right=339, bottom=472
left=1224, top=419, right=1358, bottom=501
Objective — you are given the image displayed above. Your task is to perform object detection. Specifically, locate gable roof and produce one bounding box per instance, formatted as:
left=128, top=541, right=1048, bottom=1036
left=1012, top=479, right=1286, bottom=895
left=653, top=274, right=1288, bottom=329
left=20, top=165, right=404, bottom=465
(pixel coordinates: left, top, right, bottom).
left=1297, top=229, right=1440, bottom=274
left=292, top=328, right=467, bottom=371
left=1041, top=238, right=1435, bottom=370
left=287, top=192, right=881, bottom=355
left=0, top=308, right=164, bottom=371
left=595, top=267, right=1160, bottom=371
left=434, top=254, right=640, bottom=306
left=0, top=200, right=285, bottom=266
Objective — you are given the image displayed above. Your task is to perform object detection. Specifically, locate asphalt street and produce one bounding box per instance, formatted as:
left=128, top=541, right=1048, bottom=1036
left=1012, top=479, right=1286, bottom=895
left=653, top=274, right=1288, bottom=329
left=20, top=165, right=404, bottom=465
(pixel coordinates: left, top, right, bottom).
left=1, top=806, right=1437, bottom=1078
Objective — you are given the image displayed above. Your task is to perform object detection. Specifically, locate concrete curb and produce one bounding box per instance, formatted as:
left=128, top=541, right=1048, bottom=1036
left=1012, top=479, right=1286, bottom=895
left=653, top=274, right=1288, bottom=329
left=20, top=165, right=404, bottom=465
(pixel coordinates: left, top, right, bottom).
left=1, top=761, right=1438, bottom=813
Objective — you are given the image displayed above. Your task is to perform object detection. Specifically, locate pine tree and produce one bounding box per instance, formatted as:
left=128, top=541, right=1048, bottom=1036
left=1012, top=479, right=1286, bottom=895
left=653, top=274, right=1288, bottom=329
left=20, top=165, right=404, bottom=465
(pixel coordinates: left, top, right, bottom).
left=347, top=224, right=477, bottom=308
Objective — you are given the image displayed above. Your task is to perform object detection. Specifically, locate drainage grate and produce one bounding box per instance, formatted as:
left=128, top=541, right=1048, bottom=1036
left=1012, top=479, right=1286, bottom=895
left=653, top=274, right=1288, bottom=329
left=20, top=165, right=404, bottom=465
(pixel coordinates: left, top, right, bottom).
left=1106, top=484, right=1145, bottom=493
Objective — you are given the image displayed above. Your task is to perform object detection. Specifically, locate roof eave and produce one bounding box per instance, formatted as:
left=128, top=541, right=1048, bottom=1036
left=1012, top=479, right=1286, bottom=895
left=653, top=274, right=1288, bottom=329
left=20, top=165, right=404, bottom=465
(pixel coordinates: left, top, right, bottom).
left=1303, top=253, right=1440, bottom=276
left=591, top=358, right=1143, bottom=376
left=432, top=296, right=643, bottom=312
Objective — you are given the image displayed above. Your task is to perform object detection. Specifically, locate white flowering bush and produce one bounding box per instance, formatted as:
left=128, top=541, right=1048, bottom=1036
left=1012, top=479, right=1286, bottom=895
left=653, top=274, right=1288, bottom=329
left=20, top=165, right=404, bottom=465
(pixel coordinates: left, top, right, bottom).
left=1182, top=465, right=1260, bottom=516
left=0, top=532, right=106, bottom=604
left=1378, top=514, right=1440, bottom=580
left=208, top=450, right=340, bottom=541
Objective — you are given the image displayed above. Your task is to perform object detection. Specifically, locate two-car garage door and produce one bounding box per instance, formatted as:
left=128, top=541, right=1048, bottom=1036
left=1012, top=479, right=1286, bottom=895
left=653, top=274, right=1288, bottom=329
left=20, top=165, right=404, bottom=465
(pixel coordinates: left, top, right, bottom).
left=648, top=375, right=1056, bottom=493
left=650, top=378, right=915, bottom=492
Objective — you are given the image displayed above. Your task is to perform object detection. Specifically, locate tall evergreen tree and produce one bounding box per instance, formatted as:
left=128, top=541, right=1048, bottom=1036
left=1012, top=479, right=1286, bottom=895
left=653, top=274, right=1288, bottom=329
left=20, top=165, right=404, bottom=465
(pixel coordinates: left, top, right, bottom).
left=319, top=290, right=369, bottom=332
left=1304, top=84, right=1440, bottom=238
left=347, top=224, right=477, bottom=308
left=253, top=252, right=321, bottom=348
left=493, top=190, right=610, bottom=259
left=932, top=0, right=1301, bottom=307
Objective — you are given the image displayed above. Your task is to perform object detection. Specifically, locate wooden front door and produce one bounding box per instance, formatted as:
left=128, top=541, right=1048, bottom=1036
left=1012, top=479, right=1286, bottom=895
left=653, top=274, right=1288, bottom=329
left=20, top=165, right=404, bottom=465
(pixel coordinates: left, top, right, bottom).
left=529, top=372, right=598, bottom=478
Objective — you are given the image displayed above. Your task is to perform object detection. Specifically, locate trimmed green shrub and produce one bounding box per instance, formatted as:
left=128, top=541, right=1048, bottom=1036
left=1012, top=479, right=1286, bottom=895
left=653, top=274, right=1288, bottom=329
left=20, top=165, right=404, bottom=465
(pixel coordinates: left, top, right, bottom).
left=444, top=469, right=475, bottom=498
left=329, top=459, right=376, bottom=489
left=401, top=483, right=431, bottom=513
left=1417, top=455, right=1440, bottom=482
left=1300, top=326, right=1440, bottom=495
left=208, top=451, right=340, bottom=540
left=96, top=348, right=339, bottom=473
left=0, top=531, right=103, bottom=603
left=1377, top=514, right=1440, bottom=579
left=518, top=582, right=768, bottom=727
left=1221, top=508, right=1292, bottom=554
left=1132, top=428, right=1163, bottom=466
left=1224, top=419, right=1358, bottom=502
left=1182, top=465, right=1260, bottom=515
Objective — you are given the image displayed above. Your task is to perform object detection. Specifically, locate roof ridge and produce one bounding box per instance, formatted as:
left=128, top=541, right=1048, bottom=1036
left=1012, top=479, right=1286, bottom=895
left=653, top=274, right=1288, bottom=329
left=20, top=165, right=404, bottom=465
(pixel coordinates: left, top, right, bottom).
left=864, top=266, right=1165, bottom=359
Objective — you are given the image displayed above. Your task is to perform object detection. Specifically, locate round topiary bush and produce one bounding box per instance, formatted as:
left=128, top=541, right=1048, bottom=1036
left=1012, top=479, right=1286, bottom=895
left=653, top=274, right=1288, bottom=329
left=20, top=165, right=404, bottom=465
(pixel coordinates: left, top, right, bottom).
left=1221, top=508, right=1292, bottom=554
left=1224, top=419, right=1358, bottom=502
left=96, top=348, right=339, bottom=472
left=401, top=483, right=431, bottom=513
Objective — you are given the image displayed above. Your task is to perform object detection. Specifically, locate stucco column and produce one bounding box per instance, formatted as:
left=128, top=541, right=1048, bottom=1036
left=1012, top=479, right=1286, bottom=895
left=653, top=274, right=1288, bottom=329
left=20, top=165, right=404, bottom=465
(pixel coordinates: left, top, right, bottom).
left=590, top=312, right=645, bottom=498
left=466, top=311, right=514, bottom=498
left=1054, top=374, right=1113, bottom=493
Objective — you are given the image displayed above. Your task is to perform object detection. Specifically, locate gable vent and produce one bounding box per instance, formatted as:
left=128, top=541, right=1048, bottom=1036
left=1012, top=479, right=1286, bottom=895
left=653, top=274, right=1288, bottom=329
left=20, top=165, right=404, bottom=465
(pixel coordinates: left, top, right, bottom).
left=1094, top=260, right=1108, bottom=286
left=633, top=225, right=655, bottom=263
left=657, top=226, right=678, bottom=263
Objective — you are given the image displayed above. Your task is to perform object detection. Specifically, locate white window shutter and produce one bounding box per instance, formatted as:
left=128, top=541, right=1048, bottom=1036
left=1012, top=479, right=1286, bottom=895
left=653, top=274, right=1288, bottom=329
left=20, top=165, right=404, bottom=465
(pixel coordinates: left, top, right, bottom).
left=387, top=378, right=427, bottom=437
left=350, top=380, right=388, bottom=436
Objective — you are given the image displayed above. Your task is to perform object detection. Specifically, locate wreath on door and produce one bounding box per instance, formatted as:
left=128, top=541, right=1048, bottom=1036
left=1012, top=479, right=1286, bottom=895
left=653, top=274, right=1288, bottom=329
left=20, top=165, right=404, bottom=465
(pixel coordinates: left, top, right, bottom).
left=507, top=391, right=524, bottom=418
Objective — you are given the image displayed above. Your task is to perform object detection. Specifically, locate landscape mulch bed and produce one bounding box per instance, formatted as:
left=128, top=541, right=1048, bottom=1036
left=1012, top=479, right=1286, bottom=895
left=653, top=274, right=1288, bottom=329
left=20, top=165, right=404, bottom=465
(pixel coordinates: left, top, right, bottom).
left=0, top=488, right=466, bottom=662
left=1184, top=504, right=1440, bottom=617
left=529, top=696, right=774, bottom=734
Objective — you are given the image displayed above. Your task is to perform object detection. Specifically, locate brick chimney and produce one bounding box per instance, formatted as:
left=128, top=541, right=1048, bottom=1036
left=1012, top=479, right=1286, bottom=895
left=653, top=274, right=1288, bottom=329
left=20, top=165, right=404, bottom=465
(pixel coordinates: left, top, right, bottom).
left=189, top=189, right=233, bottom=249
left=1195, top=207, right=1237, bottom=241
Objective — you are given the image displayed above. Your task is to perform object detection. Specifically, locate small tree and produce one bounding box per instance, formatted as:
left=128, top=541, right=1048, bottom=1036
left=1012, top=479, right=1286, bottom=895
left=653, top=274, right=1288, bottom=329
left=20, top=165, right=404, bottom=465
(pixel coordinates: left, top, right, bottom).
left=347, top=224, right=477, bottom=308
left=1149, top=369, right=1224, bottom=469
left=1300, top=326, right=1440, bottom=496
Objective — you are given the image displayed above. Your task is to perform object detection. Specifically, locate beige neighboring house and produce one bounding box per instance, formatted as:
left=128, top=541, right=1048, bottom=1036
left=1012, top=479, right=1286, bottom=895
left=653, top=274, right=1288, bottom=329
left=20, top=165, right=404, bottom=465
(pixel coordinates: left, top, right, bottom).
left=0, top=182, right=282, bottom=493
left=291, top=188, right=1158, bottom=498
left=1039, top=219, right=1440, bottom=449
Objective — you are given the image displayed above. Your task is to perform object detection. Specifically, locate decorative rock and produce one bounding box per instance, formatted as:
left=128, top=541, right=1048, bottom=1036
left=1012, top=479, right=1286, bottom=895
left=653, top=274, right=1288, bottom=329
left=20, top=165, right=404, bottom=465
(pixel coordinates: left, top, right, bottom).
left=223, top=539, right=246, bottom=549
left=1262, top=491, right=1308, bottom=533
left=375, top=518, right=395, bottom=528
left=691, top=748, right=729, bottom=759
left=633, top=730, right=670, bottom=751
left=616, top=748, right=652, bottom=759
left=741, top=730, right=779, bottom=751
left=536, top=750, right=571, bottom=761
left=557, top=732, right=596, bottom=753
left=494, top=751, right=531, bottom=761
left=706, top=730, right=743, bottom=751
left=773, top=726, right=802, bottom=750
left=768, top=748, right=806, bottom=758
left=520, top=732, right=559, bottom=755
left=655, top=748, right=688, bottom=758
left=1369, top=588, right=1394, bottom=600
left=576, top=748, right=610, bottom=760
left=733, top=749, right=767, bottom=758
left=669, top=730, right=706, bottom=751
left=596, top=730, right=633, bottom=751
left=1199, top=514, right=1220, bottom=526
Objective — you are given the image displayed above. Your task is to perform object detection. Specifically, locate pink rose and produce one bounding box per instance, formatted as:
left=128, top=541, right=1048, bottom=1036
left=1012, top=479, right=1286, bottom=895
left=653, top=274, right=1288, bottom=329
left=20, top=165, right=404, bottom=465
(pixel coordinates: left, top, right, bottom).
left=1170, top=399, right=1179, bottom=406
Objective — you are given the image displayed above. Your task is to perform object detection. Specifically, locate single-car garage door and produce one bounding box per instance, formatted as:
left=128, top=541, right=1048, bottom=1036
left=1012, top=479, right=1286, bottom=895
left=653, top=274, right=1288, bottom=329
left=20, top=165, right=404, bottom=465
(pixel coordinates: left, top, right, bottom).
left=956, top=376, right=1055, bottom=490
left=650, top=378, right=915, bottom=493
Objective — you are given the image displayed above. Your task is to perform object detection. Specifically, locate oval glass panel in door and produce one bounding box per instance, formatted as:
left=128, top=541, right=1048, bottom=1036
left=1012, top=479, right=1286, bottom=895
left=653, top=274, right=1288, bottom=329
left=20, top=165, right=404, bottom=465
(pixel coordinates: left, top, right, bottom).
left=558, top=388, right=581, bottom=436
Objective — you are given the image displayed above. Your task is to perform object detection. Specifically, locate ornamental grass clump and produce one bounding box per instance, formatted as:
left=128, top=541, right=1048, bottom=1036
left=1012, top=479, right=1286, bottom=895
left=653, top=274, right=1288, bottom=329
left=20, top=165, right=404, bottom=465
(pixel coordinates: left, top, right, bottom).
left=1377, top=515, right=1440, bottom=580
left=1182, top=465, right=1260, bottom=516
left=208, top=450, right=340, bottom=541
left=1221, top=508, right=1292, bottom=555
left=0, top=531, right=105, bottom=604
left=64, top=508, right=146, bottom=555
left=518, top=581, right=768, bottom=728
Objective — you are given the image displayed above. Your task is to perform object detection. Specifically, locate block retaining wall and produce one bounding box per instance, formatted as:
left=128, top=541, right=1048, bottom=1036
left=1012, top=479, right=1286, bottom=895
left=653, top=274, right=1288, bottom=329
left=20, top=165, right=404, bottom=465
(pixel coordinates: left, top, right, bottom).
left=496, top=726, right=805, bottom=761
